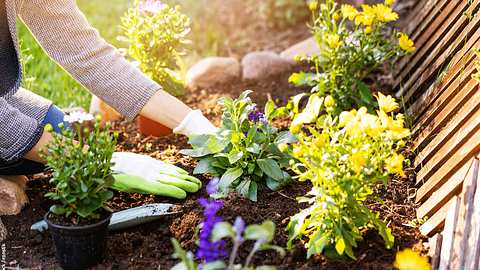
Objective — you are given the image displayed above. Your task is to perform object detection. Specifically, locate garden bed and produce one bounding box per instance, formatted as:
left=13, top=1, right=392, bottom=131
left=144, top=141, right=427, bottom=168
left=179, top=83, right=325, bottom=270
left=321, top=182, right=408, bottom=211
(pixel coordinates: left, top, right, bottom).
left=3, top=72, right=425, bottom=269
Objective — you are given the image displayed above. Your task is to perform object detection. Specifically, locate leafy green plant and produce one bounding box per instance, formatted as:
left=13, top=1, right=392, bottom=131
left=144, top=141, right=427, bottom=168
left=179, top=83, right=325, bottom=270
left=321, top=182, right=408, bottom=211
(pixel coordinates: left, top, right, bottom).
left=247, top=0, right=310, bottom=29
left=181, top=91, right=296, bottom=201
left=284, top=93, right=410, bottom=259
left=42, top=114, right=117, bottom=222
left=289, top=0, right=415, bottom=110
left=120, top=0, right=191, bottom=95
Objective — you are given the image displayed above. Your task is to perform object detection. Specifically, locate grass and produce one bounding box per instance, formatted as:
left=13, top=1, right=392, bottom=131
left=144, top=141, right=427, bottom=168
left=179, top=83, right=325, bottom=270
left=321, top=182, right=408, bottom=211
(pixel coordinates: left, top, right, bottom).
left=19, top=0, right=130, bottom=110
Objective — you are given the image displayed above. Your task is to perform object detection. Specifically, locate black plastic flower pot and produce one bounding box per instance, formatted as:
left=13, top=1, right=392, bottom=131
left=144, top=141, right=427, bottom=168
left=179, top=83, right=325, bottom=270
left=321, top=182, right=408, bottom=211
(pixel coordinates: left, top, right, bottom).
left=44, top=212, right=112, bottom=270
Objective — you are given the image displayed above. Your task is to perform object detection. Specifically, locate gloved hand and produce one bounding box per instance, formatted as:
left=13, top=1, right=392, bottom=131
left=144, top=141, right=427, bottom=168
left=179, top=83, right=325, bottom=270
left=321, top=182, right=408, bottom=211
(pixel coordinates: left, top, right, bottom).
left=111, top=152, right=202, bottom=199
left=173, top=109, right=217, bottom=136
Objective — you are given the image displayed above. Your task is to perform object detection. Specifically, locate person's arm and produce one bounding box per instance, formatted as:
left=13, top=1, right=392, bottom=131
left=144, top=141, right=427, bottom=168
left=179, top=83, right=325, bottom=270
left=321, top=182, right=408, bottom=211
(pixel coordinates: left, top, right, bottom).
left=0, top=97, right=49, bottom=163
left=18, top=0, right=163, bottom=121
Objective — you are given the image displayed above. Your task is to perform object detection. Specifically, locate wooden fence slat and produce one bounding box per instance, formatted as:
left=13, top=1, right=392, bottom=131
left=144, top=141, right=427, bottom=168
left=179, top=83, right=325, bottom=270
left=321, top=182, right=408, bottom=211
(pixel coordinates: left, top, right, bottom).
left=397, top=1, right=480, bottom=102
left=450, top=158, right=479, bottom=269
left=416, top=128, right=480, bottom=202
left=415, top=106, right=480, bottom=182
left=412, top=79, right=478, bottom=158
left=416, top=158, right=473, bottom=219
left=407, top=50, right=476, bottom=122
left=464, top=157, right=480, bottom=270
left=429, top=233, right=443, bottom=270
left=413, top=89, right=480, bottom=166
left=420, top=196, right=457, bottom=236
left=396, top=0, right=463, bottom=77
left=403, top=0, right=436, bottom=36
left=438, top=196, right=461, bottom=270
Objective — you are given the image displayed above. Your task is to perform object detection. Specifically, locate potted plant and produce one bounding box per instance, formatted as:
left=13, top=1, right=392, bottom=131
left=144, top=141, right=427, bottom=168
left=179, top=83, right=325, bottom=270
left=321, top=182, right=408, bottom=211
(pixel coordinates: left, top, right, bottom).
left=41, top=113, right=117, bottom=269
left=120, top=0, right=191, bottom=137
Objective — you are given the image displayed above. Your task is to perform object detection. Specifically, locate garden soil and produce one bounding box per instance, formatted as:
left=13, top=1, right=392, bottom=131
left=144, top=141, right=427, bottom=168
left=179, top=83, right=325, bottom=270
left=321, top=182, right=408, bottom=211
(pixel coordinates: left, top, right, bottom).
left=2, top=70, right=425, bottom=269
left=2, top=1, right=425, bottom=268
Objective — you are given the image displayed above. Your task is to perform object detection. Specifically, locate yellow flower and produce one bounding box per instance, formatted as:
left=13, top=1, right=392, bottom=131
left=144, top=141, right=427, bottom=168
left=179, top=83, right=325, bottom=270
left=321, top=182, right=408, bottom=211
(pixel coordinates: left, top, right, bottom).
left=333, top=12, right=341, bottom=21
left=365, top=26, right=373, bottom=34
left=399, top=33, right=416, bottom=53
left=324, top=95, right=336, bottom=108
left=376, top=92, right=399, bottom=113
left=361, top=114, right=382, bottom=137
left=308, top=1, right=318, bottom=11
left=350, top=151, right=368, bottom=174
left=355, top=5, right=376, bottom=26
left=341, top=4, right=358, bottom=20
left=378, top=110, right=410, bottom=139
left=385, top=153, right=405, bottom=177
left=325, top=33, right=342, bottom=49
left=394, top=248, right=431, bottom=270
left=339, top=109, right=357, bottom=127
left=373, top=4, right=398, bottom=23
left=385, top=0, right=395, bottom=6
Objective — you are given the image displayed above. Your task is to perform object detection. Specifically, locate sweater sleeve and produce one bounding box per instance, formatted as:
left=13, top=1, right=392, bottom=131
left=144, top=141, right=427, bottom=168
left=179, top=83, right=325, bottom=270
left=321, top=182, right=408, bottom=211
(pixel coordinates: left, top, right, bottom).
left=18, top=0, right=161, bottom=120
left=0, top=97, right=43, bottom=162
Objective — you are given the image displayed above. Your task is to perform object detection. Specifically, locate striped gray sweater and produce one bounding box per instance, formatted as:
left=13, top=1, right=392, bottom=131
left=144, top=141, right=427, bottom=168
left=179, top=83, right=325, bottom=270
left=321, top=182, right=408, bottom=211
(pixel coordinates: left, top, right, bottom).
left=1, top=0, right=162, bottom=162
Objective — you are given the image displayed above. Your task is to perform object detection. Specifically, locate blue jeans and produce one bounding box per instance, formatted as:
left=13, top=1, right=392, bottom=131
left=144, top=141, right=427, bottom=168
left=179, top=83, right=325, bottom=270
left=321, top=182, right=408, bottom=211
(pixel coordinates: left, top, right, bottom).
left=0, top=105, right=68, bottom=175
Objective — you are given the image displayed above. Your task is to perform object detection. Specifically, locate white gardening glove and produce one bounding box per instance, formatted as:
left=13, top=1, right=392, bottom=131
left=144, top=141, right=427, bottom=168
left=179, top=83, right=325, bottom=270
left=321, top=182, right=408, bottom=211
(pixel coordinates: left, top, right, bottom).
left=111, top=152, right=202, bottom=198
left=173, top=110, right=217, bottom=136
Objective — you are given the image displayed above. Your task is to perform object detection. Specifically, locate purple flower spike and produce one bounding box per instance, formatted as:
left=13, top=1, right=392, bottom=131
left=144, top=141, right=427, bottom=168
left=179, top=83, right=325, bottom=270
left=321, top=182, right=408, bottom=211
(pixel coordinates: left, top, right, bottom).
left=197, top=198, right=227, bottom=262
left=138, top=0, right=167, bottom=15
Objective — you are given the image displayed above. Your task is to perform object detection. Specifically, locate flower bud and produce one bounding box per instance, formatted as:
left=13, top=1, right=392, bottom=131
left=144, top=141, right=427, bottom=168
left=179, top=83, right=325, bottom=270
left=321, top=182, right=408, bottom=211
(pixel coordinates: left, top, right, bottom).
left=278, top=143, right=288, bottom=152
left=308, top=1, right=318, bottom=11
left=324, top=95, right=336, bottom=108
left=44, top=123, right=54, bottom=132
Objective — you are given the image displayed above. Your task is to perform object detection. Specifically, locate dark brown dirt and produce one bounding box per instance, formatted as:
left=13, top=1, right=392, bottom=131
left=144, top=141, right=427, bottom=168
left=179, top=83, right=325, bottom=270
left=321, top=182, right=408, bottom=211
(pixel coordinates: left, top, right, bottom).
left=2, top=1, right=425, bottom=269
left=2, top=72, right=425, bottom=269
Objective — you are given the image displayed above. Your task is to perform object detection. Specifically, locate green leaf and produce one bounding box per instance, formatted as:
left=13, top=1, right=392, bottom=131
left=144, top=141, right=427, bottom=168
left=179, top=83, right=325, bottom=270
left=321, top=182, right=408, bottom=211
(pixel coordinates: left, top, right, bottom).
left=211, top=222, right=235, bottom=241
left=288, top=72, right=316, bottom=86
left=248, top=181, right=258, bottom=202
left=236, top=180, right=251, bottom=199
left=257, top=159, right=284, bottom=181
left=218, top=167, right=243, bottom=190
left=181, top=135, right=228, bottom=157
left=255, top=266, right=277, bottom=270
left=357, top=80, right=374, bottom=108
left=202, top=261, right=226, bottom=270
left=50, top=205, right=66, bottom=215
left=264, top=99, right=275, bottom=120
left=291, top=94, right=324, bottom=130
left=244, top=220, right=275, bottom=242
left=193, top=158, right=218, bottom=175
left=274, top=131, right=298, bottom=145
left=227, top=150, right=244, bottom=164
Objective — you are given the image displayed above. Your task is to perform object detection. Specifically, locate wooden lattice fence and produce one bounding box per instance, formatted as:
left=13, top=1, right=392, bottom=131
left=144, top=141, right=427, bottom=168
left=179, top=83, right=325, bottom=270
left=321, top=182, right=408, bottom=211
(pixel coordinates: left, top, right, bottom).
left=395, top=0, right=480, bottom=268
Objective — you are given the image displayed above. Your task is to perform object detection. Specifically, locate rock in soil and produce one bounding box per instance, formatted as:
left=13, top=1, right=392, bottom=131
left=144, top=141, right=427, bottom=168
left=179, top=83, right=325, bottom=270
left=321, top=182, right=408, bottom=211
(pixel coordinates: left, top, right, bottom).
left=280, top=37, right=321, bottom=62
left=0, top=176, right=28, bottom=215
left=242, top=51, right=293, bottom=81
left=186, top=57, right=241, bottom=89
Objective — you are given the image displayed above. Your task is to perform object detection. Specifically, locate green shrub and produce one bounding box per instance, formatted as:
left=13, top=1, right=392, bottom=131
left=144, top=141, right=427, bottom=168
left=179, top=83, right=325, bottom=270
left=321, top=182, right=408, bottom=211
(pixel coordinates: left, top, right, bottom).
left=120, top=0, right=191, bottom=95
left=289, top=0, right=415, bottom=111
left=285, top=93, right=410, bottom=259
left=181, top=91, right=296, bottom=201
left=42, top=114, right=117, bottom=222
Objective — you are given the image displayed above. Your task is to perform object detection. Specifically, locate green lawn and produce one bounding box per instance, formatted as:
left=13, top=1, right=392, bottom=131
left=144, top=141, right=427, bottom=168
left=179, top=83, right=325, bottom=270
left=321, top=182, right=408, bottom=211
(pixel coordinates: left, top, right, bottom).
left=18, top=0, right=130, bottom=110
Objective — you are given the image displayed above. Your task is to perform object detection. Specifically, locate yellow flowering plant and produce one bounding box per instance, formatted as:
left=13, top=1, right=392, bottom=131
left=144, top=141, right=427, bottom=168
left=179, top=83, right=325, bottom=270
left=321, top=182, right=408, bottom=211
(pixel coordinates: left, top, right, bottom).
left=285, top=93, right=410, bottom=259
left=394, top=248, right=431, bottom=270
left=289, top=0, right=415, bottom=111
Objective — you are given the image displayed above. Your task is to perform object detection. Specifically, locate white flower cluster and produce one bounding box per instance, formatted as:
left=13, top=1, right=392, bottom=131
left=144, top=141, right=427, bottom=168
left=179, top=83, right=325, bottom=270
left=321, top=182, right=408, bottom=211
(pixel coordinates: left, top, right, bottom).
left=63, top=111, right=94, bottom=124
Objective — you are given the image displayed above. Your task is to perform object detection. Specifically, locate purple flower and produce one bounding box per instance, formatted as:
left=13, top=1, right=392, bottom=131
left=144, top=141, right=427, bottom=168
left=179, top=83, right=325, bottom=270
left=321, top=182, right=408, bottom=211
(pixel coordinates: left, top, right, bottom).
left=233, top=217, right=245, bottom=241
left=138, top=0, right=167, bottom=15
left=196, top=198, right=227, bottom=262
left=248, top=110, right=268, bottom=125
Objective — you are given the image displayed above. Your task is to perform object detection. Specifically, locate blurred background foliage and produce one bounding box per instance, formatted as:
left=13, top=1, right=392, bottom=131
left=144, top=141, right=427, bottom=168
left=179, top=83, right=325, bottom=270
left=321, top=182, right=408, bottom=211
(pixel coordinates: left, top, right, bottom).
left=18, top=0, right=311, bottom=110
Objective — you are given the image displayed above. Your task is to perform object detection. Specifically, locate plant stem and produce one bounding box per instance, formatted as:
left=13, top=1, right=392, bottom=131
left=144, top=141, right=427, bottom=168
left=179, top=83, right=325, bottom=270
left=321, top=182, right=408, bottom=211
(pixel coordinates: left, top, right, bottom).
left=228, top=240, right=241, bottom=270
left=243, top=240, right=263, bottom=270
